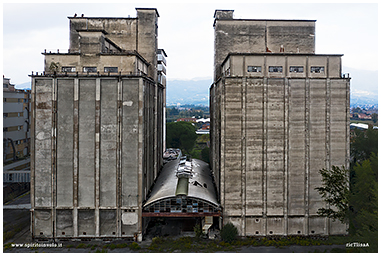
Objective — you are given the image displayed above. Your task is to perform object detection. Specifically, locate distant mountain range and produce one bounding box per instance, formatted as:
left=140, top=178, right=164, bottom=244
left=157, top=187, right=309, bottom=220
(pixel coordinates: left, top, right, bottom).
left=344, top=67, right=378, bottom=107
left=15, top=82, right=31, bottom=90
left=14, top=67, right=378, bottom=108
left=166, top=78, right=212, bottom=106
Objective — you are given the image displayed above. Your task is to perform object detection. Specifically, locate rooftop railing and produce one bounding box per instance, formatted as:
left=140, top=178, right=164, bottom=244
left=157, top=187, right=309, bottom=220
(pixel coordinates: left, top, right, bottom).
left=30, top=70, right=149, bottom=77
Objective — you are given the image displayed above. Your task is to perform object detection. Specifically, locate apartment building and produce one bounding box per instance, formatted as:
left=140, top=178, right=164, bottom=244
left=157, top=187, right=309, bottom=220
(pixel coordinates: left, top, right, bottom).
left=30, top=8, right=165, bottom=241
left=3, top=77, right=30, bottom=162
left=210, top=10, right=350, bottom=236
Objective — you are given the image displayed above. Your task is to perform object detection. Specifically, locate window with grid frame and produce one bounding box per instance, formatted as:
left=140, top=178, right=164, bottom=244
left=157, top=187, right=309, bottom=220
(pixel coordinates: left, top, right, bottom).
left=289, top=66, right=304, bottom=73
left=269, top=66, right=283, bottom=73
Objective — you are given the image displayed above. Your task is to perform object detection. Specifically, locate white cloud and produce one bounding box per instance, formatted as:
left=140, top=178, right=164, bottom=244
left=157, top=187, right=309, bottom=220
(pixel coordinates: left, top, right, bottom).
left=2, top=2, right=379, bottom=88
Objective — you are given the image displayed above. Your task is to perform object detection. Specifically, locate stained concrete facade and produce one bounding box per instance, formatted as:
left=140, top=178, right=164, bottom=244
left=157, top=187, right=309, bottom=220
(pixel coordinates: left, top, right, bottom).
left=30, top=8, right=164, bottom=241
left=210, top=10, right=350, bottom=236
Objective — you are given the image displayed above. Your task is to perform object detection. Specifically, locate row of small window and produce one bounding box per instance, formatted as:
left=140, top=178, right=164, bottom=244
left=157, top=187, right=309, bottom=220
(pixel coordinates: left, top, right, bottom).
left=247, top=66, right=325, bottom=73
left=9, top=139, right=28, bottom=145
left=3, top=125, right=23, bottom=132
left=3, top=112, right=24, bottom=118
left=62, top=67, right=118, bottom=73
left=3, top=98, right=28, bottom=103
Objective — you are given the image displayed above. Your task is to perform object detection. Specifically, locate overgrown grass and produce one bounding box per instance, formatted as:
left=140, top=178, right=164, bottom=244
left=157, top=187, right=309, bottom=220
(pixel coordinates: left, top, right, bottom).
left=145, top=235, right=351, bottom=253
left=3, top=217, right=29, bottom=243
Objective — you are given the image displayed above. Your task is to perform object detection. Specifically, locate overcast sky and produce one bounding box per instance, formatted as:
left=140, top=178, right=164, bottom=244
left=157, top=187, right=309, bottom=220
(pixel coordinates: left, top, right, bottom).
left=2, top=1, right=379, bottom=85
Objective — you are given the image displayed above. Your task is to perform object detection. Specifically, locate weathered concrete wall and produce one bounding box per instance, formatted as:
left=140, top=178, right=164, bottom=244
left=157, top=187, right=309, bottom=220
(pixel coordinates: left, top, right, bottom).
left=56, top=79, right=74, bottom=207
left=69, top=18, right=138, bottom=52
left=31, top=75, right=163, bottom=240
left=32, top=8, right=163, bottom=241
left=214, top=11, right=315, bottom=80
left=68, top=8, right=158, bottom=79
left=137, top=9, right=159, bottom=82
left=44, top=54, right=141, bottom=75
left=210, top=53, right=349, bottom=236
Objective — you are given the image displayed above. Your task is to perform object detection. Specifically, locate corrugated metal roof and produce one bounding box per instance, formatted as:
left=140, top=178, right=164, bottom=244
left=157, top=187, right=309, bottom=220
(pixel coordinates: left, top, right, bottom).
left=143, top=157, right=219, bottom=208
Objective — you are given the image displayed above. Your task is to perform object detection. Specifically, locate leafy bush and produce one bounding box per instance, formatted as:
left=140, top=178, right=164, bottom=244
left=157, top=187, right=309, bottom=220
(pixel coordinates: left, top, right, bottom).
left=76, top=243, right=86, bottom=249
left=194, top=224, right=203, bottom=238
left=129, top=242, right=141, bottom=250
left=220, top=223, right=238, bottom=243
left=116, top=243, right=128, bottom=248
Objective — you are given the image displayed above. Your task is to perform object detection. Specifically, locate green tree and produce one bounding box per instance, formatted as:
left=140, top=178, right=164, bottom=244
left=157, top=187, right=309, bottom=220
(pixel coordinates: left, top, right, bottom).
left=349, top=155, right=378, bottom=252
left=201, top=147, right=210, bottom=164
left=350, top=126, right=378, bottom=168
left=315, top=166, right=349, bottom=223
left=371, top=113, right=378, bottom=124
left=220, top=223, right=238, bottom=243
left=166, top=121, right=197, bottom=154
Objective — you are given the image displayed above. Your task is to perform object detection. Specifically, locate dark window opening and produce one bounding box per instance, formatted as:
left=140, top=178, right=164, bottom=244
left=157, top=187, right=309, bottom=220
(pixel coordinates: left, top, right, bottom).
left=83, top=67, right=97, bottom=73
left=311, top=66, right=325, bottom=73
left=269, top=66, right=283, bottom=73
left=104, top=67, right=118, bottom=73
left=62, top=66, right=76, bottom=72
left=289, top=66, right=304, bottom=73
left=247, top=66, right=262, bottom=72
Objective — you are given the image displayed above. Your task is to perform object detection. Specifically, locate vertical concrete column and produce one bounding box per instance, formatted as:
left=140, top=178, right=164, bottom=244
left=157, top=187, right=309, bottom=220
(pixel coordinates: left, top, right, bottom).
left=241, top=76, right=246, bottom=235
left=137, top=78, right=144, bottom=241
left=284, top=78, right=289, bottom=235
left=116, top=78, right=122, bottom=237
left=153, top=83, right=158, bottom=179
left=325, top=57, right=331, bottom=235
left=345, top=80, right=350, bottom=170
left=73, top=78, right=79, bottom=237
left=304, top=78, right=310, bottom=234
left=262, top=76, right=268, bottom=235
left=51, top=78, right=57, bottom=238
left=95, top=78, right=101, bottom=237
left=220, top=79, right=225, bottom=220
left=324, top=77, right=330, bottom=235
left=30, top=78, right=36, bottom=237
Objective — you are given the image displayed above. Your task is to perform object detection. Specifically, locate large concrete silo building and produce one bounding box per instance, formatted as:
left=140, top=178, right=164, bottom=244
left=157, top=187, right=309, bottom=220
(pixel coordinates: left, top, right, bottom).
left=210, top=10, right=350, bottom=236
left=30, top=8, right=166, bottom=241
